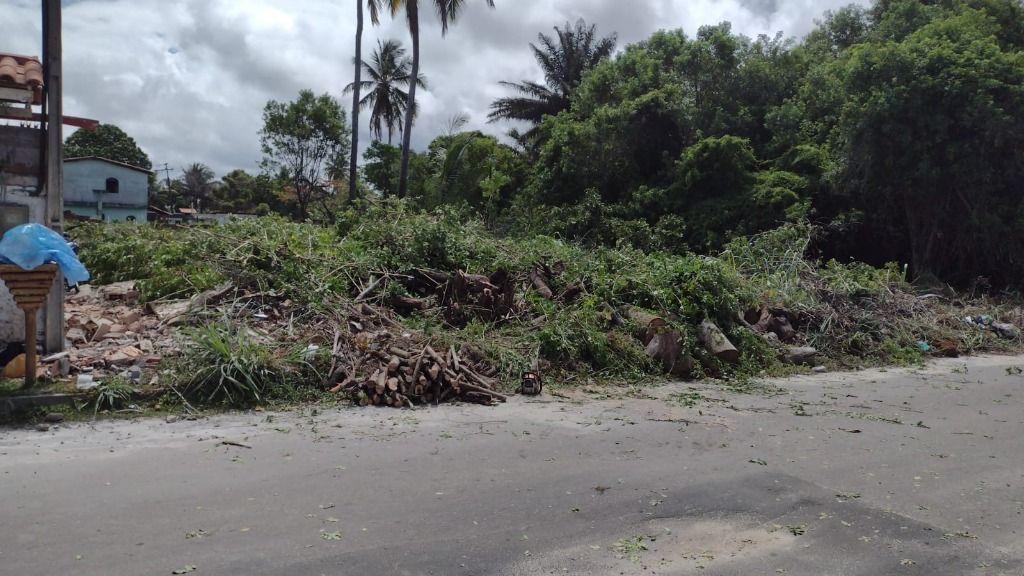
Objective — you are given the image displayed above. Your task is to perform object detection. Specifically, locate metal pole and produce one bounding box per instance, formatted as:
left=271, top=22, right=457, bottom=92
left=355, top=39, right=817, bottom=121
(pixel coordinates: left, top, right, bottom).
left=43, top=0, right=65, bottom=353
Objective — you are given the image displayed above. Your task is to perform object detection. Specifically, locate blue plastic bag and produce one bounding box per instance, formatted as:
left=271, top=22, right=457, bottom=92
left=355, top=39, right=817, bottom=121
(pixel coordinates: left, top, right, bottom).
left=0, top=224, right=90, bottom=284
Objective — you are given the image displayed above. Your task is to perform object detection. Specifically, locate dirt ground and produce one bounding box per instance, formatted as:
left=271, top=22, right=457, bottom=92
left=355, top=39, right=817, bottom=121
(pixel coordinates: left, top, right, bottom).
left=2, top=355, right=1023, bottom=575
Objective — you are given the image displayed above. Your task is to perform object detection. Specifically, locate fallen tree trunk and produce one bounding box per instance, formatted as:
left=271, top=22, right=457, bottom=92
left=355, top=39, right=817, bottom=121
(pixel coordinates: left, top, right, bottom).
left=620, top=305, right=668, bottom=345
left=783, top=346, right=818, bottom=365
left=529, top=268, right=554, bottom=300
left=698, top=320, right=740, bottom=364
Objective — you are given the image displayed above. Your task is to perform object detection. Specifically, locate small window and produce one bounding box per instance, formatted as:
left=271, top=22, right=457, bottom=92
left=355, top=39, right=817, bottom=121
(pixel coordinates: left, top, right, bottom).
left=105, top=177, right=119, bottom=194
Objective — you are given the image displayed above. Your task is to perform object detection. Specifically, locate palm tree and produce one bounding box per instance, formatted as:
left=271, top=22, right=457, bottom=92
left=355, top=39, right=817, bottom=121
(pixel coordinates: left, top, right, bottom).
left=388, top=0, right=496, bottom=197
left=489, top=20, right=616, bottom=139
left=345, top=40, right=427, bottom=145
left=349, top=0, right=385, bottom=205
left=178, top=163, right=215, bottom=211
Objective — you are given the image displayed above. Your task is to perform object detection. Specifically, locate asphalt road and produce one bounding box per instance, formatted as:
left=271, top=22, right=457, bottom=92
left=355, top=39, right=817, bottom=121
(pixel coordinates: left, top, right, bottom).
left=2, top=355, right=1024, bottom=576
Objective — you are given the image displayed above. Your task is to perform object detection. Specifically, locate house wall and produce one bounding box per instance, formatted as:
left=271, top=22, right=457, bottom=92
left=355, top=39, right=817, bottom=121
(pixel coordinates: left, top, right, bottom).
left=64, top=159, right=149, bottom=222
left=0, top=124, right=47, bottom=344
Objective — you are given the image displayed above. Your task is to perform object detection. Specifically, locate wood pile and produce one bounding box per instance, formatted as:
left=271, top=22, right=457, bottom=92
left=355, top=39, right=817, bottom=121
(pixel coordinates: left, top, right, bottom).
left=318, top=302, right=507, bottom=408
left=332, top=343, right=506, bottom=407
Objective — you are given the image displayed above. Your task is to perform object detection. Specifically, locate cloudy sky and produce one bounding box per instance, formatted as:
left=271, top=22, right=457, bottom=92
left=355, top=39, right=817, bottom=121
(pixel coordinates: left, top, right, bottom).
left=5, top=0, right=866, bottom=177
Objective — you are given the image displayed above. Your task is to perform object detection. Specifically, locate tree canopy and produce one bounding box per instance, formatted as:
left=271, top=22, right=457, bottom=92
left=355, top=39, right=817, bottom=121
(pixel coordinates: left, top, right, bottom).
left=260, top=90, right=351, bottom=221
left=63, top=124, right=152, bottom=170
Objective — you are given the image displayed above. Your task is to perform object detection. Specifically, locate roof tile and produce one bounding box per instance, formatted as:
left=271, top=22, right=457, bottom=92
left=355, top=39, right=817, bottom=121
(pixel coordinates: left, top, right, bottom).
left=0, top=53, right=44, bottom=105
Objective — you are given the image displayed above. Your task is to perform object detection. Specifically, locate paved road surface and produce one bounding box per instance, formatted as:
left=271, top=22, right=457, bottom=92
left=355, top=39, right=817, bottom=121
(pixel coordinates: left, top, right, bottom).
left=3, top=355, right=1024, bottom=575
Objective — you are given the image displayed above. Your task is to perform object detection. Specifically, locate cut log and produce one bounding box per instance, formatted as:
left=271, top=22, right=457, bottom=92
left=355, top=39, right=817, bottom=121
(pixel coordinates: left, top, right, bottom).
left=427, top=364, right=442, bottom=382
left=698, top=320, right=740, bottom=364
left=390, top=295, right=429, bottom=313
left=387, top=356, right=401, bottom=376
left=620, top=305, right=669, bottom=345
left=423, top=345, right=445, bottom=367
left=529, top=268, right=554, bottom=300
left=644, top=331, right=694, bottom=377
left=560, top=283, right=584, bottom=302
left=784, top=347, right=818, bottom=365
left=768, top=315, right=796, bottom=343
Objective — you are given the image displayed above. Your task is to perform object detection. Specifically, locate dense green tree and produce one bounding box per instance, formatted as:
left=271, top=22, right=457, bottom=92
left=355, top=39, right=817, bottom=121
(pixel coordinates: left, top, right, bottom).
left=208, top=170, right=284, bottom=215
left=815, top=3, right=1024, bottom=284
left=362, top=141, right=403, bottom=196
left=63, top=124, right=152, bottom=170
left=260, top=90, right=350, bottom=221
left=424, top=131, right=522, bottom=218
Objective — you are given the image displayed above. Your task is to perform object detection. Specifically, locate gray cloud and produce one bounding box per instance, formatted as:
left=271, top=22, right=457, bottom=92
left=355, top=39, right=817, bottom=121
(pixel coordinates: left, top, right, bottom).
left=4, top=0, right=867, bottom=177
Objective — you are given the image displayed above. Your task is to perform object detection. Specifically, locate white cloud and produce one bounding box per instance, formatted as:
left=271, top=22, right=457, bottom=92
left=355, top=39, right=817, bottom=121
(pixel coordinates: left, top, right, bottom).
left=3, top=0, right=867, bottom=176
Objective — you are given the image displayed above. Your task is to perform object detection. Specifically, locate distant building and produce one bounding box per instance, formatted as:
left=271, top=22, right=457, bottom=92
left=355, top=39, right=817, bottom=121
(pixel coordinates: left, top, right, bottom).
left=63, top=156, right=151, bottom=222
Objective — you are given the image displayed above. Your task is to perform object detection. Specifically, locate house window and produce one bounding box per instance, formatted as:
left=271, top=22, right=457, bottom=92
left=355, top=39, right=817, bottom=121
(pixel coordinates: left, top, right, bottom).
left=105, top=177, right=119, bottom=194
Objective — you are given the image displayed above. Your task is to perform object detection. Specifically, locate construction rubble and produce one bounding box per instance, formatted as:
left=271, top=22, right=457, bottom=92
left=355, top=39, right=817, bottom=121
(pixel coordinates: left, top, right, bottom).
left=49, top=281, right=174, bottom=388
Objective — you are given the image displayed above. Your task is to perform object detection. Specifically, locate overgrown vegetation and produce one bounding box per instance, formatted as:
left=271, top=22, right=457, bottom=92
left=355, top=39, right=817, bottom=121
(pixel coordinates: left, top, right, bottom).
left=70, top=202, right=1020, bottom=407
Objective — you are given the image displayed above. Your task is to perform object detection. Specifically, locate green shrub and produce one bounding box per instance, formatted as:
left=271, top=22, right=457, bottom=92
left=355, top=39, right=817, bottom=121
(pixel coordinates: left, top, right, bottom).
left=179, top=323, right=314, bottom=407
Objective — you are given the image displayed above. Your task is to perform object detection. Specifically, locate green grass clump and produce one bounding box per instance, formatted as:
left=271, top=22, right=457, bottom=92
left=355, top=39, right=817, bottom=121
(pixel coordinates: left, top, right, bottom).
left=92, top=377, right=135, bottom=415
left=177, top=322, right=316, bottom=407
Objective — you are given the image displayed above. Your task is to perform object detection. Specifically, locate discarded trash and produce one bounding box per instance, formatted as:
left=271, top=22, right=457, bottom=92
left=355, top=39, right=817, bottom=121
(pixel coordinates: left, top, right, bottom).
left=75, top=373, right=98, bottom=391
left=992, top=322, right=1020, bottom=340
left=0, top=224, right=89, bottom=284
left=916, top=341, right=931, bottom=352
left=964, top=316, right=1019, bottom=339
left=2, top=353, right=26, bottom=378
left=521, top=371, right=543, bottom=395
left=812, top=366, right=827, bottom=373
left=126, top=365, right=143, bottom=384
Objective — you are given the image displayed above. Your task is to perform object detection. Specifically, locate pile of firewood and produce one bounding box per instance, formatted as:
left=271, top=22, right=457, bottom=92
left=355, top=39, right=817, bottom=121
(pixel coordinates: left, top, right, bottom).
left=318, top=303, right=507, bottom=408
left=331, top=343, right=507, bottom=407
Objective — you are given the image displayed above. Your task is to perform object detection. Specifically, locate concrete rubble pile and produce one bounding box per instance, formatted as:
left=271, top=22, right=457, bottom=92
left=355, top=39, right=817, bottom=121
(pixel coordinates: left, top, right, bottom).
left=47, top=281, right=177, bottom=387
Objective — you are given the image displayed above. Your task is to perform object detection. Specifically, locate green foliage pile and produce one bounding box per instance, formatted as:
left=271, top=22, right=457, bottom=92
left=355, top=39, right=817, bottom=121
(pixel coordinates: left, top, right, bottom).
left=71, top=204, right=1014, bottom=398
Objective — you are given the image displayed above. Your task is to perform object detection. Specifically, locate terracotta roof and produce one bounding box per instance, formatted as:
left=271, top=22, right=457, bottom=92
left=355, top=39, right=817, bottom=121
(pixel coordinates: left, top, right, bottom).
left=0, top=53, right=44, bottom=105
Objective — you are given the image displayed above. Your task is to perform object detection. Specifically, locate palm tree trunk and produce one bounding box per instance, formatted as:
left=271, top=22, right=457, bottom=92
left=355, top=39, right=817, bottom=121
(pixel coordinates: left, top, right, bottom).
left=397, top=0, right=419, bottom=198
left=348, top=0, right=364, bottom=206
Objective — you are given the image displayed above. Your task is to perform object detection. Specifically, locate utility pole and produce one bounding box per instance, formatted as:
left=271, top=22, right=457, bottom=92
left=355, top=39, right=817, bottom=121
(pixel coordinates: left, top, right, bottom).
left=43, top=0, right=64, bottom=353
left=157, top=163, right=173, bottom=189
left=156, top=163, right=174, bottom=210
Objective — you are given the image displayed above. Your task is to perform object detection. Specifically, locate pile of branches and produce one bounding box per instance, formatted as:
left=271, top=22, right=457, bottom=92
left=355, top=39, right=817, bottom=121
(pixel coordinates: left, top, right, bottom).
left=321, top=303, right=507, bottom=408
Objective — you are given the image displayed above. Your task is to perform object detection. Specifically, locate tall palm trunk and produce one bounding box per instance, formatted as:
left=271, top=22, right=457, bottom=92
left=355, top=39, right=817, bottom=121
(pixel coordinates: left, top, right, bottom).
left=397, top=0, right=419, bottom=198
left=348, top=0, right=364, bottom=205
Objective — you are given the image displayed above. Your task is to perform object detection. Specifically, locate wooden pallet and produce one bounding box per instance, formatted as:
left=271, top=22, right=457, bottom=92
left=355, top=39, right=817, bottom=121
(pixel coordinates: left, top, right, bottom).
left=0, top=264, right=58, bottom=387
